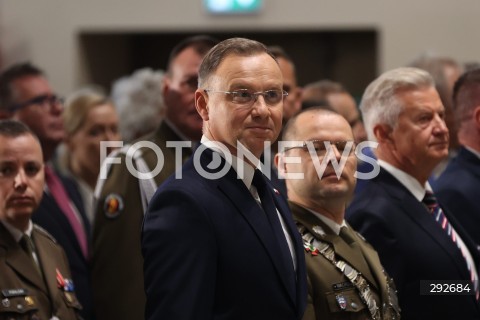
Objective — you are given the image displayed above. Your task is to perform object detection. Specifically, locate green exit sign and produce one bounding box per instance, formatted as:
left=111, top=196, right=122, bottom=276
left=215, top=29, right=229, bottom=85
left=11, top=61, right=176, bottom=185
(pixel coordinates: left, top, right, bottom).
left=205, top=0, right=263, bottom=14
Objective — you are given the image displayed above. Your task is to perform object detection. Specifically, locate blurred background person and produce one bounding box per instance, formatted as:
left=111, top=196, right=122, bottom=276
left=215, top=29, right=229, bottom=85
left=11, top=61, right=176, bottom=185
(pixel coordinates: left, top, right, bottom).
left=92, top=35, right=218, bottom=320
left=111, top=68, right=165, bottom=143
left=266, top=45, right=303, bottom=196
left=60, top=86, right=121, bottom=226
left=0, top=62, right=94, bottom=319
left=267, top=45, right=303, bottom=123
left=434, top=68, right=480, bottom=250
left=0, top=119, right=83, bottom=320
left=302, top=80, right=367, bottom=144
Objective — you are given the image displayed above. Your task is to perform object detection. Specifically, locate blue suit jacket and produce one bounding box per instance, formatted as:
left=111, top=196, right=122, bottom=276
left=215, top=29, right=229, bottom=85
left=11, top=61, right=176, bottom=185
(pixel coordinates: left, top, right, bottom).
left=346, top=168, right=480, bottom=320
left=142, top=147, right=307, bottom=320
left=32, top=173, right=93, bottom=320
left=434, top=147, right=480, bottom=250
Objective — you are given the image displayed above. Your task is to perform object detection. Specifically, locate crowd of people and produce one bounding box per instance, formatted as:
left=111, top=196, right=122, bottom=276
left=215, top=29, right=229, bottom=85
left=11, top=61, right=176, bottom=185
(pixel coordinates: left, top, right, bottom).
left=0, top=35, right=479, bottom=320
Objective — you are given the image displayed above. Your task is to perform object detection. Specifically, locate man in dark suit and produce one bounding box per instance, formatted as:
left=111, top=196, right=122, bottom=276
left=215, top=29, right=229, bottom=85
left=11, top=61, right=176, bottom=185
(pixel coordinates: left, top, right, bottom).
left=142, top=37, right=307, bottom=320
left=434, top=68, right=480, bottom=249
left=0, top=63, right=93, bottom=319
left=0, top=120, right=82, bottom=319
left=92, top=35, right=218, bottom=320
left=275, top=107, right=400, bottom=319
left=346, top=67, right=480, bottom=319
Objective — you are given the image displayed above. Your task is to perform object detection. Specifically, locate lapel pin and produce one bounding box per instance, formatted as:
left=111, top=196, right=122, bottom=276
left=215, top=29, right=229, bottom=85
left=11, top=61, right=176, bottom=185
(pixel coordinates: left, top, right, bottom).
left=336, top=294, right=347, bottom=310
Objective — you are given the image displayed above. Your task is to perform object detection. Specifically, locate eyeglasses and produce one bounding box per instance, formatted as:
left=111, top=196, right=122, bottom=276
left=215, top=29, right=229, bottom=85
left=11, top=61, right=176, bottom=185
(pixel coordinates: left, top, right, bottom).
left=204, top=89, right=288, bottom=106
left=8, top=94, right=64, bottom=112
left=284, top=140, right=356, bottom=156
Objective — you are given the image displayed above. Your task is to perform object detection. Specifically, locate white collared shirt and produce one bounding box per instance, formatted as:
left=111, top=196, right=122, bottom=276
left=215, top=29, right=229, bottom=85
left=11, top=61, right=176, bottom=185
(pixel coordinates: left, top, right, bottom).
left=1, top=219, right=34, bottom=242
left=305, top=207, right=347, bottom=236
left=1, top=220, right=40, bottom=266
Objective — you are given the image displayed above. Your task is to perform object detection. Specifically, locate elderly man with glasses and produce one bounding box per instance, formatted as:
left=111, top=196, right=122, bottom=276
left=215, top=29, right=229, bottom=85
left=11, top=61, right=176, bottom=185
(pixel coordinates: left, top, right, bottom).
left=0, top=62, right=93, bottom=319
left=275, top=107, right=400, bottom=320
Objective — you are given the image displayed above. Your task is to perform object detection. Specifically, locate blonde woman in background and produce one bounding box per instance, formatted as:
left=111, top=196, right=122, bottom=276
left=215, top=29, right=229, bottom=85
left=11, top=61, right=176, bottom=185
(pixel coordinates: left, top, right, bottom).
left=60, top=87, right=121, bottom=226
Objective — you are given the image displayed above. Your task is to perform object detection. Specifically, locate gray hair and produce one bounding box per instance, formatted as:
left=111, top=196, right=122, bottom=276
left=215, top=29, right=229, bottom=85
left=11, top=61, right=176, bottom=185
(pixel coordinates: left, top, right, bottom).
left=360, top=67, right=434, bottom=141
left=111, top=68, right=165, bottom=142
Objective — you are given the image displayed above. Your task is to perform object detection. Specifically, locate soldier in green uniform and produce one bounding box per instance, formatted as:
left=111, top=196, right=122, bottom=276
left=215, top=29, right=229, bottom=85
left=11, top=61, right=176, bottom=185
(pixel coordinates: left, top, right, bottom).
left=0, top=120, right=82, bottom=320
left=275, top=108, right=400, bottom=319
left=91, top=35, right=218, bottom=320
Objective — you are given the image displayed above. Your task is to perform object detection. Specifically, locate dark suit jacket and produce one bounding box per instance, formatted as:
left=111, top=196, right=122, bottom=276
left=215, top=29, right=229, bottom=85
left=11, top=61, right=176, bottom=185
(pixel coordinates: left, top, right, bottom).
left=291, top=202, right=399, bottom=320
left=434, top=147, right=480, bottom=250
left=92, top=122, right=192, bottom=320
left=346, top=168, right=480, bottom=320
left=32, top=172, right=93, bottom=320
left=142, top=147, right=307, bottom=320
left=0, top=223, right=82, bottom=319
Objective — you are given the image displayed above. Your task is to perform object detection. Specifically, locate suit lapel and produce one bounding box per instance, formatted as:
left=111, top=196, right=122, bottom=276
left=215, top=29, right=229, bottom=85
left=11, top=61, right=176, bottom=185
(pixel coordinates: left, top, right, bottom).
left=40, top=191, right=83, bottom=257
left=0, top=224, right=47, bottom=293
left=378, top=169, right=471, bottom=279
left=199, top=149, right=297, bottom=305
left=268, top=181, right=308, bottom=316
left=61, top=175, right=90, bottom=238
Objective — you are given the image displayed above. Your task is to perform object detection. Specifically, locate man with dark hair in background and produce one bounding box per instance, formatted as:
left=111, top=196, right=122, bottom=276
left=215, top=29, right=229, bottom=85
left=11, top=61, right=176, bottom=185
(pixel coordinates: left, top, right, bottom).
left=0, top=63, right=93, bottom=319
left=92, top=35, right=218, bottom=320
left=266, top=45, right=304, bottom=196
left=267, top=45, right=303, bottom=123
left=302, top=80, right=367, bottom=144
left=435, top=68, right=480, bottom=249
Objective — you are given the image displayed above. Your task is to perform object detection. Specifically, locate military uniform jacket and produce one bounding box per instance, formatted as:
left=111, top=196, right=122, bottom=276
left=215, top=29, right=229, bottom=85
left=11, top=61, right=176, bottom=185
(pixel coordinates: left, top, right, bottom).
left=92, top=122, right=192, bottom=320
left=0, top=223, right=82, bottom=320
left=290, top=202, right=400, bottom=320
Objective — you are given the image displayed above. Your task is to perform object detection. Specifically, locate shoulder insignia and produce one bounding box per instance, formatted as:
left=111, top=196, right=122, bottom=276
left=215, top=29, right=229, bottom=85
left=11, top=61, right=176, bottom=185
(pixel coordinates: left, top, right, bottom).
left=104, top=193, right=124, bottom=219
left=33, top=224, right=57, bottom=243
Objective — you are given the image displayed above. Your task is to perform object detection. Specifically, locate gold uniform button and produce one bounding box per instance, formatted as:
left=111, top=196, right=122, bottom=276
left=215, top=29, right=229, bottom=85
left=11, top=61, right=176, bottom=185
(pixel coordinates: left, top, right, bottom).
left=25, top=296, right=34, bottom=306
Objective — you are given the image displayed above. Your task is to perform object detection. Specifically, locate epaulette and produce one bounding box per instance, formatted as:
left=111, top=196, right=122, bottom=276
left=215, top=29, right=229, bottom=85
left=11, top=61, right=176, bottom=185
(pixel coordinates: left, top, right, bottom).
left=33, top=224, right=57, bottom=244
